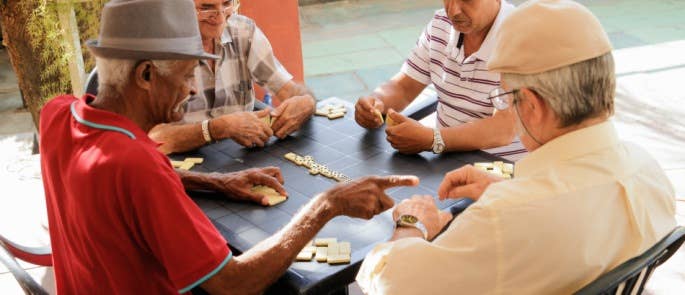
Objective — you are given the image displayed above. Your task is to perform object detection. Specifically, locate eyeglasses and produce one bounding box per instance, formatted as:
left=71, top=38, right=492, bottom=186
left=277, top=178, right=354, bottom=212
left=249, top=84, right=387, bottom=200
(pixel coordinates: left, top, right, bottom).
left=196, top=1, right=239, bottom=19
left=488, top=87, right=520, bottom=110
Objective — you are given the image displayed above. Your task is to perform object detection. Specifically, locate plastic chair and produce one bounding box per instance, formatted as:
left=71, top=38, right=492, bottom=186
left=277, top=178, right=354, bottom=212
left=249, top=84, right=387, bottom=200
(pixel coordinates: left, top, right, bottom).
left=0, top=234, right=51, bottom=295
left=574, top=226, right=685, bottom=295
left=85, top=68, right=98, bottom=96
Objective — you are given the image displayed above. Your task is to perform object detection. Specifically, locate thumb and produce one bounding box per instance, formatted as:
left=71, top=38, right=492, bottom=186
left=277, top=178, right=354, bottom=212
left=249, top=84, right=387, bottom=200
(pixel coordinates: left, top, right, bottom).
left=387, top=109, right=406, bottom=124
left=255, top=108, right=271, bottom=118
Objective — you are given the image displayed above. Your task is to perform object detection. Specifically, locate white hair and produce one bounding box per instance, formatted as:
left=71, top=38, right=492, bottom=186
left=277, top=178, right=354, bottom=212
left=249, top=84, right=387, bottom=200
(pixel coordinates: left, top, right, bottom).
left=502, top=53, right=615, bottom=127
left=94, top=58, right=185, bottom=97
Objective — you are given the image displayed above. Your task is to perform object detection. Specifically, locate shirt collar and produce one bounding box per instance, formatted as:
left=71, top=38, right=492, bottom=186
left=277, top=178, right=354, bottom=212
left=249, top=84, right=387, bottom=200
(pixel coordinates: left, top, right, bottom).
left=220, top=26, right=232, bottom=45
left=73, top=94, right=160, bottom=147
left=515, top=121, right=620, bottom=177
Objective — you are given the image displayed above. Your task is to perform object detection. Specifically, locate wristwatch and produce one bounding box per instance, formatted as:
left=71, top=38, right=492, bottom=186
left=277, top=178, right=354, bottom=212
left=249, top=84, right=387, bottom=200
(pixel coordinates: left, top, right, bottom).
left=395, top=214, right=428, bottom=240
left=432, top=128, right=445, bottom=154
left=201, top=119, right=213, bottom=143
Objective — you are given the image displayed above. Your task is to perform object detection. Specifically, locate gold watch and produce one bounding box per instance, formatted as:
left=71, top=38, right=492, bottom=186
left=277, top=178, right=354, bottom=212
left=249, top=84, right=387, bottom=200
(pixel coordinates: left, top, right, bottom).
left=395, top=214, right=428, bottom=240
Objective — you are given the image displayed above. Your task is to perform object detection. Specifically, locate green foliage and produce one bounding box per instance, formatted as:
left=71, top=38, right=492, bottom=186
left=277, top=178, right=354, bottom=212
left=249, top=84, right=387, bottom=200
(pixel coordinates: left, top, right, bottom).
left=7, top=0, right=105, bottom=107
left=75, top=0, right=107, bottom=72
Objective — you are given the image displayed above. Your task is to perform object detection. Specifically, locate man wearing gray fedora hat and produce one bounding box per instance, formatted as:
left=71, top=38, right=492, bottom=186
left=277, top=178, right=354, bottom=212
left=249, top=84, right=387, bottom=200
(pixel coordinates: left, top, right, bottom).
left=148, top=0, right=317, bottom=154
left=39, top=0, right=417, bottom=293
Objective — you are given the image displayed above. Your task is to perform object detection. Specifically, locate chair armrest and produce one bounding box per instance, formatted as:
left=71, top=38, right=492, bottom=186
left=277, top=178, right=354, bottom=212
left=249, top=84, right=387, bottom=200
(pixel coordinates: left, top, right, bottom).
left=0, top=242, right=49, bottom=295
left=0, top=234, right=52, bottom=267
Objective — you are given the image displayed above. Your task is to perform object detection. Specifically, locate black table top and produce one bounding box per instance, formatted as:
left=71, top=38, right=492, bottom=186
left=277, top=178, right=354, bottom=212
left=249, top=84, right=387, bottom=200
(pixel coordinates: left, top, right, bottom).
left=174, top=98, right=505, bottom=294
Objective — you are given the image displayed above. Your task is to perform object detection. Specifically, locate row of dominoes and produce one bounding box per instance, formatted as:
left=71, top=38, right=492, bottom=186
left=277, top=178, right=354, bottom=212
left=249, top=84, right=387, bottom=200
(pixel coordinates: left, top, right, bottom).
left=284, top=152, right=351, bottom=182
left=296, top=238, right=351, bottom=264
left=171, top=157, right=204, bottom=170
left=474, top=161, right=514, bottom=179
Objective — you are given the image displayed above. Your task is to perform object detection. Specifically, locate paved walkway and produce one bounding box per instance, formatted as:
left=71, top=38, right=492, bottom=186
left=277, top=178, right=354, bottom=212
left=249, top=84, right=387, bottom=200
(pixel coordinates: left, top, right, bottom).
left=1, top=0, right=684, bottom=293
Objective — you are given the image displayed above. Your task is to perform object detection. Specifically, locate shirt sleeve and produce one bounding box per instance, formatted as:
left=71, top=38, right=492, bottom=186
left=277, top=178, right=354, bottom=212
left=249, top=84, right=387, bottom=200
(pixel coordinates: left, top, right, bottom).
left=356, top=204, right=500, bottom=295
left=122, top=153, right=231, bottom=293
left=400, top=21, right=432, bottom=85
left=247, top=26, right=294, bottom=94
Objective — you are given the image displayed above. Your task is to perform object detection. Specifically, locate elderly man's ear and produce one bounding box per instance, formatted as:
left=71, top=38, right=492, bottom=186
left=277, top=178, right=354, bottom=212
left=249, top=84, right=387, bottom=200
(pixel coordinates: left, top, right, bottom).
left=134, top=61, right=153, bottom=90
left=518, top=88, right=547, bottom=125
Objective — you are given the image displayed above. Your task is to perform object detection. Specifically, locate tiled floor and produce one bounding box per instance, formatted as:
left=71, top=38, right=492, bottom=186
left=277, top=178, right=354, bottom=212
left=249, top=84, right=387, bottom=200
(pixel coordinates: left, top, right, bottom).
left=1, top=0, right=684, bottom=294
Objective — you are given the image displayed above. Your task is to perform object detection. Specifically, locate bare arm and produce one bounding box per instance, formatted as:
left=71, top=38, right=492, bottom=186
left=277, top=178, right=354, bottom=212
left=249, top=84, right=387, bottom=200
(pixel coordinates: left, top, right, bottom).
left=384, top=107, right=517, bottom=154
left=200, top=175, right=419, bottom=294
left=149, top=122, right=206, bottom=155
left=176, top=167, right=287, bottom=205
left=374, top=72, right=427, bottom=113
left=150, top=109, right=273, bottom=154
left=272, top=80, right=315, bottom=106
left=441, top=108, right=517, bottom=151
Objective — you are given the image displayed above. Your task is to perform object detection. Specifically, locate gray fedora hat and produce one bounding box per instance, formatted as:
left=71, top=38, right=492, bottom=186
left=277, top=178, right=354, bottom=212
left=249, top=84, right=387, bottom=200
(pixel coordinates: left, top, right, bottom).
left=86, top=0, right=218, bottom=60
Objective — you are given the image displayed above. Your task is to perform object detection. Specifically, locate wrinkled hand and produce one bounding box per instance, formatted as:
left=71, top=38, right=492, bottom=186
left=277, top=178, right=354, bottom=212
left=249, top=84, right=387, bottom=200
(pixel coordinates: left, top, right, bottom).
left=321, top=175, right=419, bottom=220
left=385, top=110, right=433, bottom=154
left=393, top=195, right=453, bottom=240
left=213, top=167, right=286, bottom=206
left=270, top=95, right=315, bottom=139
left=213, top=109, right=273, bottom=147
left=438, top=165, right=503, bottom=201
left=355, top=95, right=385, bottom=129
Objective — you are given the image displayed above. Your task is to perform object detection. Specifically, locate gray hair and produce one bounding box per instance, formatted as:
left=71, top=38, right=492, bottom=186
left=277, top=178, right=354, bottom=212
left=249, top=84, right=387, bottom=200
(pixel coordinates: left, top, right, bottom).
left=94, top=58, right=185, bottom=97
left=502, top=53, right=615, bottom=127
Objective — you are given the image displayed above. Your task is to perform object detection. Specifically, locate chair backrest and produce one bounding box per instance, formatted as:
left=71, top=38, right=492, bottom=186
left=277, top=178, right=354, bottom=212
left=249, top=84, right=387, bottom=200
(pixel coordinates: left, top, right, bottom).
left=85, top=68, right=99, bottom=96
left=574, top=226, right=685, bottom=295
left=0, top=235, right=50, bottom=295
left=400, top=87, right=438, bottom=120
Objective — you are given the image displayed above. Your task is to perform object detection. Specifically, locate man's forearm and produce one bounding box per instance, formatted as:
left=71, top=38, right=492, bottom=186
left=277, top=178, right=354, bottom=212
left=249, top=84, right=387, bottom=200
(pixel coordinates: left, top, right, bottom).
left=442, top=112, right=516, bottom=151
left=149, top=122, right=207, bottom=154
left=373, top=80, right=414, bottom=113
left=274, top=80, right=316, bottom=104
left=177, top=170, right=224, bottom=192
left=204, top=194, right=337, bottom=293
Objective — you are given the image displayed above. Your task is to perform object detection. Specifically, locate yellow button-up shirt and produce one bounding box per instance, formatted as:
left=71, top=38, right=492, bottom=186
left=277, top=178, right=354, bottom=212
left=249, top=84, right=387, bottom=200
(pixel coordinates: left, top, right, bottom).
left=357, top=121, right=676, bottom=294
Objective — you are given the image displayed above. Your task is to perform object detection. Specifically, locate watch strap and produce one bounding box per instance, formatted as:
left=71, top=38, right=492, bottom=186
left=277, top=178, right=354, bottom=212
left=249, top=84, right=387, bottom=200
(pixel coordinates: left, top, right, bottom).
left=201, top=119, right=213, bottom=143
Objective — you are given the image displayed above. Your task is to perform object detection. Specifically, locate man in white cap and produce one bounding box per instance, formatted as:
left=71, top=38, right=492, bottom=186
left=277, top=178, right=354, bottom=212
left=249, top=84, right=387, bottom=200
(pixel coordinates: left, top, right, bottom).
left=354, top=0, right=528, bottom=161
left=39, top=0, right=418, bottom=293
left=356, top=0, right=676, bottom=293
left=149, top=0, right=316, bottom=154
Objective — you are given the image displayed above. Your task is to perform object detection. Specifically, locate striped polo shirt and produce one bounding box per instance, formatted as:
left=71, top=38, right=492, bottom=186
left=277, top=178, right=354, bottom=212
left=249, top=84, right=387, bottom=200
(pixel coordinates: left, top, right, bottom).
left=401, top=2, right=528, bottom=161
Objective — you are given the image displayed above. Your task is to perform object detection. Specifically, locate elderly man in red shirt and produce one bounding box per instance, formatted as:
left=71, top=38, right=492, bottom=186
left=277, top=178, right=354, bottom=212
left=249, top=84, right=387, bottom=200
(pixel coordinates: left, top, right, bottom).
left=39, top=1, right=417, bottom=293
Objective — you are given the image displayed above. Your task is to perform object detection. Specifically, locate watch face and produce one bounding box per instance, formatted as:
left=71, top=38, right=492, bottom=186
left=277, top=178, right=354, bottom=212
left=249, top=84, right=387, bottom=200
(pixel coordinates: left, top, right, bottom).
left=400, top=214, right=419, bottom=224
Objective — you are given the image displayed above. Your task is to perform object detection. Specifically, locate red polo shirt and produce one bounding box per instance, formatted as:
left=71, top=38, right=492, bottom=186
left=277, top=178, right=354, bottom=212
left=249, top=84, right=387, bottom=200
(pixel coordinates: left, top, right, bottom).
left=40, top=95, right=231, bottom=294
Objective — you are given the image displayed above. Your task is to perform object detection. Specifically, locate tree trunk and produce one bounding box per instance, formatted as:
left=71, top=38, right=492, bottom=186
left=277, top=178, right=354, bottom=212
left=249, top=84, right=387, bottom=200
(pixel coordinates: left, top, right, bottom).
left=0, top=0, right=72, bottom=131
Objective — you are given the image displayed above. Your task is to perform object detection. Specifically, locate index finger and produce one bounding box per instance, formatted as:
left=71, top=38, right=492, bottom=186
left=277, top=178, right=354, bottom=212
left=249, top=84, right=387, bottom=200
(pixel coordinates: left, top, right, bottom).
left=357, top=97, right=375, bottom=112
left=270, top=105, right=289, bottom=132
left=372, top=175, right=420, bottom=190
left=260, top=166, right=285, bottom=184
left=252, top=173, right=288, bottom=196
left=437, top=167, right=468, bottom=199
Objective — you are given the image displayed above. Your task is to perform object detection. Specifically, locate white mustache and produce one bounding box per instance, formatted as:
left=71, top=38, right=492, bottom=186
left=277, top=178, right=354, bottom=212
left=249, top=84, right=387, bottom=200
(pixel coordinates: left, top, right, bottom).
left=174, top=95, right=192, bottom=113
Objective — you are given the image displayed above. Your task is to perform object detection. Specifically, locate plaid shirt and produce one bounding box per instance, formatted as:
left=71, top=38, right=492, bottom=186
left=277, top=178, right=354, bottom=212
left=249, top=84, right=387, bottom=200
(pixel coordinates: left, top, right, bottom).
left=183, top=15, right=293, bottom=123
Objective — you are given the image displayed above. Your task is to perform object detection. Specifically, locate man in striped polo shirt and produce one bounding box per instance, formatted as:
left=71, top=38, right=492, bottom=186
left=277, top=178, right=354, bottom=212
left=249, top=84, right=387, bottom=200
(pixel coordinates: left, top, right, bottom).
left=354, top=0, right=527, bottom=161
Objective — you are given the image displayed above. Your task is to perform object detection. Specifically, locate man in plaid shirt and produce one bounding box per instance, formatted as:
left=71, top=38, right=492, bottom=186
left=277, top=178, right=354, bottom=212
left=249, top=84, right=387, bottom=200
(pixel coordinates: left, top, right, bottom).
left=150, top=0, right=316, bottom=154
